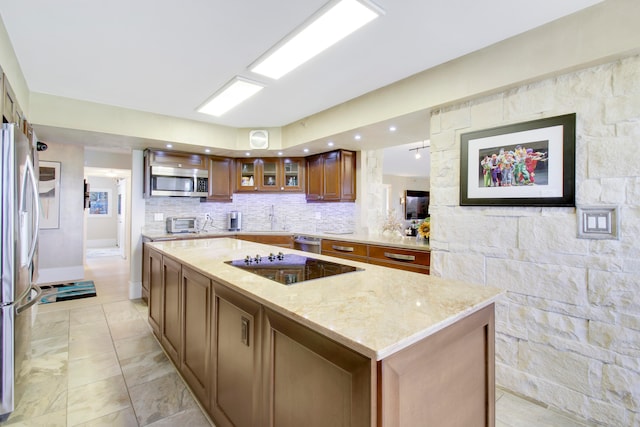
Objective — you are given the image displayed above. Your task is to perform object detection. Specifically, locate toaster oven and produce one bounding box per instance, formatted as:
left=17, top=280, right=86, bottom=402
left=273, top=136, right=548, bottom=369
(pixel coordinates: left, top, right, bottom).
left=166, top=216, right=198, bottom=233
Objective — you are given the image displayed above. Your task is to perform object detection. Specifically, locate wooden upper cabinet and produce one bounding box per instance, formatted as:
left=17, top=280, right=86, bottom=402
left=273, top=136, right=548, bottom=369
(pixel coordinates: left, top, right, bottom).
left=306, top=150, right=356, bottom=202
left=235, top=157, right=305, bottom=192
left=281, top=158, right=305, bottom=192
left=236, top=158, right=260, bottom=191
left=2, top=75, right=17, bottom=124
left=305, top=154, right=324, bottom=201
left=207, top=156, right=233, bottom=202
left=149, top=150, right=207, bottom=170
left=2, top=73, right=26, bottom=134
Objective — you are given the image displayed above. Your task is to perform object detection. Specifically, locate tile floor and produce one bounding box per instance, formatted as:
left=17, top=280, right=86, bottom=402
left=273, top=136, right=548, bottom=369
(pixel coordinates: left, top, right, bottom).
left=1, top=251, right=594, bottom=426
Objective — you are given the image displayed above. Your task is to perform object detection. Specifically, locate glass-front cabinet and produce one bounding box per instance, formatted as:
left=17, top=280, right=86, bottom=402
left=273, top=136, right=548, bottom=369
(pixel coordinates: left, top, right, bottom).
left=237, top=159, right=258, bottom=190
left=235, top=158, right=304, bottom=192
left=262, top=159, right=278, bottom=189
left=282, top=158, right=304, bottom=192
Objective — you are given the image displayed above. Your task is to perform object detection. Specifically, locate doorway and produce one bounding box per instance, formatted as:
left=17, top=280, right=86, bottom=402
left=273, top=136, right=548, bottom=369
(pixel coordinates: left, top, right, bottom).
left=84, top=168, right=131, bottom=264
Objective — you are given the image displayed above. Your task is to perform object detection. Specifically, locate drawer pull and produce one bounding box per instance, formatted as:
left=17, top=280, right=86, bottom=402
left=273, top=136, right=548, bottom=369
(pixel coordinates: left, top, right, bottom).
left=332, top=245, right=354, bottom=252
left=241, top=317, right=250, bottom=347
left=384, top=252, right=415, bottom=262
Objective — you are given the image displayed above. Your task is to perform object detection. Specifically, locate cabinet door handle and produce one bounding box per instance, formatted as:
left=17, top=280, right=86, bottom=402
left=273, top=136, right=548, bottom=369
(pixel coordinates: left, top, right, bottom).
left=241, top=317, right=250, bottom=346
left=384, top=252, right=415, bottom=262
left=332, top=245, right=354, bottom=252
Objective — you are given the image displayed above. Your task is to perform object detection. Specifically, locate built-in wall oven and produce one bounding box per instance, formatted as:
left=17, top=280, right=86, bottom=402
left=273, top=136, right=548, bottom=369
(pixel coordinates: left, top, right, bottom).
left=150, top=166, right=208, bottom=197
left=293, top=235, right=321, bottom=254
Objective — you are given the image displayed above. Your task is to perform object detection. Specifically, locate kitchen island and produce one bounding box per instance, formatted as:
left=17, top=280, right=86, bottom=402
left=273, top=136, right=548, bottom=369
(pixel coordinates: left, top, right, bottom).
left=144, top=237, right=501, bottom=427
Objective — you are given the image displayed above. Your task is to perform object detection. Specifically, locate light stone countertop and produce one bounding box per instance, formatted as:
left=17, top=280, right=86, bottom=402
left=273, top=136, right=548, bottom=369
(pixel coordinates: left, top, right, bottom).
left=143, top=228, right=430, bottom=251
left=148, top=237, right=501, bottom=360
left=297, top=230, right=430, bottom=250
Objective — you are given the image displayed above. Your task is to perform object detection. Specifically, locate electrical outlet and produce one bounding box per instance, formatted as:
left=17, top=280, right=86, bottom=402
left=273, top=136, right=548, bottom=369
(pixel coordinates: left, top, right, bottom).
left=154, top=213, right=164, bottom=221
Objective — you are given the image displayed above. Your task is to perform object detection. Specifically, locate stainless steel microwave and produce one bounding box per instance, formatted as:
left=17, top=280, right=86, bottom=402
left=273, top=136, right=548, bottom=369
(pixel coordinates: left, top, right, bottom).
left=150, top=166, right=208, bottom=197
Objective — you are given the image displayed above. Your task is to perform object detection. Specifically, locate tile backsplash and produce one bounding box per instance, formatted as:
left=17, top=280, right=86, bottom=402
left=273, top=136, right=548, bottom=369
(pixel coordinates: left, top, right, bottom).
left=144, top=193, right=356, bottom=234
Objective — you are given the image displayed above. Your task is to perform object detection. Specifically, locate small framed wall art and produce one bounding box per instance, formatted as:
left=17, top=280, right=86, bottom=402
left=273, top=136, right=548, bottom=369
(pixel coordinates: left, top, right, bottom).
left=460, top=113, right=576, bottom=207
left=89, top=188, right=112, bottom=216
left=39, top=161, right=61, bottom=229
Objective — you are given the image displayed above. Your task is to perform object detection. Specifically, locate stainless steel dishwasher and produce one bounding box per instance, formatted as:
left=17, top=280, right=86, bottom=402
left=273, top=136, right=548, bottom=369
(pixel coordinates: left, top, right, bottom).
left=293, top=235, right=322, bottom=254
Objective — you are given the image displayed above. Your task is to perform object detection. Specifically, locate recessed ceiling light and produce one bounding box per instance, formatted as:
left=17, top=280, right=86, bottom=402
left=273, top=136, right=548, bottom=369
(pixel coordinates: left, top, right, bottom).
left=278, top=151, right=283, bottom=156
left=354, top=134, right=361, bottom=140
left=328, top=141, right=334, bottom=147
left=245, top=152, right=251, bottom=156
left=250, top=0, right=383, bottom=80
left=303, top=148, right=310, bottom=153
left=166, top=144, right=173, bottom=148
left=197, top=77, right=264, bottom=117
left=205, top=148, right=211, bottom=153
left=389, top=126, right=397, bottom=132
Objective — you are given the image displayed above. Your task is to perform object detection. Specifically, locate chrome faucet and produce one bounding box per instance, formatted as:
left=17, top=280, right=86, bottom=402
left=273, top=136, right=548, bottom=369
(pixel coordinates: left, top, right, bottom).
left=269, top=205, right=277, bottom=231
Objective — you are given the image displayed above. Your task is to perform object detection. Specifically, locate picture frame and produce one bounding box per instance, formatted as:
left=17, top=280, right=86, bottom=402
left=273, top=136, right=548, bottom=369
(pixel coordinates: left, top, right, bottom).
left=88, top=188, right=112, bottom=217
left=460, top=113, right=576, bottom=207
left=39, top=161, right=61, bottom=229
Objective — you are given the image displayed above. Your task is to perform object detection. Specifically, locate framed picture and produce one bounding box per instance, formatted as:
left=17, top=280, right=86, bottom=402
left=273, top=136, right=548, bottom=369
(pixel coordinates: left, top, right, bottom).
left=39, top=161, right=61, bottom=229
left=89, top=188, right=112, bottom=216
left=460, top=113, right=576, bottom=207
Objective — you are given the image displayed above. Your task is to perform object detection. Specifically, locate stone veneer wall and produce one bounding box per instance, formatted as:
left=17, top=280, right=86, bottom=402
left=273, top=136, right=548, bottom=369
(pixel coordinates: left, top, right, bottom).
left=429, top=55, right=640, bottom=426
left=144, top=193, right=356, bottom=234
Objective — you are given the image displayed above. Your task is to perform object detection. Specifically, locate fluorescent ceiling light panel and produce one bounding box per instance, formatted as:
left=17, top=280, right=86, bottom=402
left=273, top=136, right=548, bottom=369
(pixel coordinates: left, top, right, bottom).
left=198, top=77, right=264, bottom=117
left=250, top=0, right=382, bottom=80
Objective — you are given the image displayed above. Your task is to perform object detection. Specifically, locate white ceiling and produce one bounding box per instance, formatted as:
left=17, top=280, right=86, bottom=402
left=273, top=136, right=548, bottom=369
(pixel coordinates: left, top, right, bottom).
left=383, top=141, right=430, bottom=177
left=0, top=0, right=602, bottom=153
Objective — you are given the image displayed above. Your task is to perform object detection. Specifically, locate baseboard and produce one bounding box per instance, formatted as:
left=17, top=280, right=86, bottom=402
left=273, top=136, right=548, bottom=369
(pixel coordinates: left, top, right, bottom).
left=37, top=265, right=85, bottom=285
left=86, top=238, right=117, bottom=248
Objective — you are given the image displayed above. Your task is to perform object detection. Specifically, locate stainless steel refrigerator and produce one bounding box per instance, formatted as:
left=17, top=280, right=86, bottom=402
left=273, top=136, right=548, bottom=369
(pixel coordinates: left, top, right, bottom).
left=0, top=123, right=42, bottom=421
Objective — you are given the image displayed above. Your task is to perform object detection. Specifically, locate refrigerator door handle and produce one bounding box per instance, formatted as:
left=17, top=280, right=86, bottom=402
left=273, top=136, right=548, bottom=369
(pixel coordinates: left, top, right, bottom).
left=19, top=154, right=39, bottom=268
left=15, top=285, right=42, bottom=315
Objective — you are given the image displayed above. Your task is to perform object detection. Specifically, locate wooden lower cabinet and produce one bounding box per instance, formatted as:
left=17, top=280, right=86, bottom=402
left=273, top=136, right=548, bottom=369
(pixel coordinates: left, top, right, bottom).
left=368, top=245, right=430, bottom=274
left=145, top=250, right=494, bottom=427
left=379, top=304, right=495, bottom=427
left=321, top=238, right=431, bottom=275
left=146, top=245, right=163, bottom=337
left=181, top=266, right=212, bottom=409
left=321, top=239, right=368, bottom=262
left=211, top=282, right=262, bottom=427
left=161, top=256, right=182, bottom=365
left=262, top=308, right=373, bottom=427
left=236, top=234, right=293, bottom=248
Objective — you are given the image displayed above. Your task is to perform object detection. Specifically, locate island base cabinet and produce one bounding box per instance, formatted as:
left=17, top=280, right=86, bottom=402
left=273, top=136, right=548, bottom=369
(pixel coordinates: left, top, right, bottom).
left=146, top=246, right=163, bottom=337
left=262, top=308, right=373, bottom=427
left=379, top=304, right=495, bottom=427
left=211, top=283, right=262, bottom=427
left=181, top=266, right=212, bottom=410
left=161, top=256, right=182, bottom=366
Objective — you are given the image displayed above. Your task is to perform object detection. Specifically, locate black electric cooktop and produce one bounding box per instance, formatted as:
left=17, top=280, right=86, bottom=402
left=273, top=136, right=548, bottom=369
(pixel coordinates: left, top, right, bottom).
left=225, top=253, right=363, bottom=286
